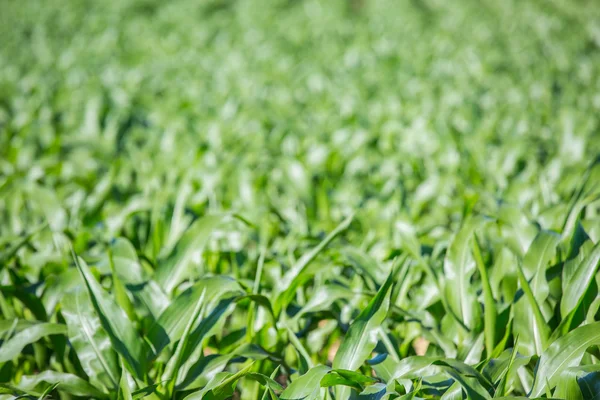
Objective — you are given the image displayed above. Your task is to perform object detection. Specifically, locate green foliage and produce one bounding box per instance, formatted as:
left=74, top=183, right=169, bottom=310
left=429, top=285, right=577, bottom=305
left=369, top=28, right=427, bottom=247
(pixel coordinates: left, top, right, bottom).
left=1, top=0, right=600, bottom=398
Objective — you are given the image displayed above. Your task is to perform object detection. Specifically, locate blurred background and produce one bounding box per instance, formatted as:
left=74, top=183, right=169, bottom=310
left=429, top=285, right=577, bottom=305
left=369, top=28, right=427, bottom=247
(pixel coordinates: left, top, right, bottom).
left=1, top=0, right=600, bottom=251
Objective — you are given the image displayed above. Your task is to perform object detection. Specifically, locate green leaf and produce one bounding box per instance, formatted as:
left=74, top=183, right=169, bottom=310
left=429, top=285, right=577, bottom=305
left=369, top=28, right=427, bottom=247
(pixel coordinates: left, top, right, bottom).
left=74, top=254, right=150, bottom=380
left=42, top=268, right=81, bottom=316
left=105, top=238, right=169, bottom=318
left=441, top=382, right=463, bottom=400
left=61, top=290, right=120, bottom=391
left=443, top=215, right=488, bottom=330
left=154, top=214, right=230, bottom=294
left=182, top=362, right=255, bottom=400
left=494, top=341, right=522, bottom=397
left=118, top=359, right=134, bottom=400
left=274, top=214, right=353, bottom=315
left=439, top=367, right=491, bottom=400
left=108, top=246, right=137, bottom=322
left=514, top=231, right=560, bottom=356
left=0, top=322, right=67, bottom=363
left=176, top=297, right=239, bottom=384
left=177, top=353, right=233, bottom=391
left=245, top=372, right=284, bottom=393
left=293, top=284, right=358, bottom=321
left=132, top=384, right=162, bottom=399
left=320, top=369, right=377, bottom=390
left=333, top=267, right=396, bottom=399
left=0, top=383, right=39, bottom=397
left=561, top=242, right=600, bottom=318
left=146, top=276, right=242, bottom=358
left=372, top=355, right=439, bottom=382
left=0, top=224, right=45, bottom=266
left=483, top=350, right=521, bottom=385
left=319, top=373, right=362, bottom=392
left=473, top=236, right=497, bottom=358
left=554, top=367, right=585, bottom=400
left=261, top=366, right=282, bottom=400
left=18, top=371, right=108, bottom=398
left=433, top=359, right=494, bottom=391
left=162, top=289, right=206, bottom=394
left=358, top=383, right=388, bottom=400
left=333, top=267, right=395, bottom=371
left=531, top=321, right=600, bottom=396
left=286, top=326, right=315, bottom=370
left=179, top=343, right=271, bottom=390
left=37, top=382, right=59, bottom=400
left=522, top=231, right=560, bottom=302
left=514, top=260, right=550, bottom=356
left=341, top=247, right=388, bottom=287
left=578, top=368, right=600, bottom=400
left=26, top=185, right=67, bottom=231
left=280, top=365, right=331, bottom=400
left=554, top=365, right=600, bottom=400
left=0, top=319, right=36, bottom=337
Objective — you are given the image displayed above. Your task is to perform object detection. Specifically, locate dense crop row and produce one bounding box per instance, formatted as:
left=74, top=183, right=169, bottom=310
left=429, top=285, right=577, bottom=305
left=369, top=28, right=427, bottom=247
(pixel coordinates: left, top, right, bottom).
left=1, top=0, right=600, bottom=398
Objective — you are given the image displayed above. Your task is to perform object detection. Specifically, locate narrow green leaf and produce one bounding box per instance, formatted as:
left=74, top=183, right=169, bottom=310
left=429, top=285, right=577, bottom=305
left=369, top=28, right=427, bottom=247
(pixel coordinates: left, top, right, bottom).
left=433, top=359, right=494, bottom=391
left=42, top=268, right=81, bottom=316
left=74, top=254, right=149, bottom=379
left=104, top=238, right=169, bottom=318
left=495, top=339, right=520, bottom=397
left=293, top=284, right=358, bottom=321
left=0, top=323, right=67, bottom=363
left=261, top=366, right=281, bottom=400
left=443, top=215, right=488, bottom=330
left=18, top=371, right=108, bottom=399
left=132, top=384, right=162, bottom=399
left=146, top=276, right=242, bottom=358
left=274, top=214, right=353, bottom=315
left=182, top=362, right=255, bottom=400
left=554, top=367, right=585, bottom=400
left=473, top=235, right=497, bottom=358
left=177, top=354, right=233, bottom=391
left=0, top=319, right=36, bottom=337
left=358, top=382, right=388, bottom=400
left=0, top=383, right=39, bottom=397
left=515, top=261, right=550, bottom=355
left=108, top=246, right=137, bottom=322
left=333, top=266, right=396, bottom=400
left=61, top=291, right=119, bottom=391
left=441, top=368, right=491, bottom=400
left=0, top=224, right=45, bottom=265
left=176, top=297, right=239, bottom=384
left=372, top=355, right=439, bottom=382
left=154, top=214, right=230, bottom=294
left=531, top=321, right=600, bottom=396
left=561, top=242, right=600, bottom=318
left=246, top=372, right=284, bottom=393
left=522, top=231, right=560, bottom=303
left=319, top=373, right=362, bottom=391
left=333, top=267, right=395, bottom=371
left=441, top=382, right=463, bottom=400
left=162, top=289, right=206, bottom=392
left=280, top=365, right=331, bottom=400
left=179, top=343, right=271, bottom=390
left=578, top=368, right=600, bottom=399
left=37, top=382, right=59, bottom=400
left=286, top=326, right=315, bottom=370
left=26, top=185, right=67, bottom=231
left=118, top=358, right=134, bottom=400
left=320, top=369, right=377, bottom=390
